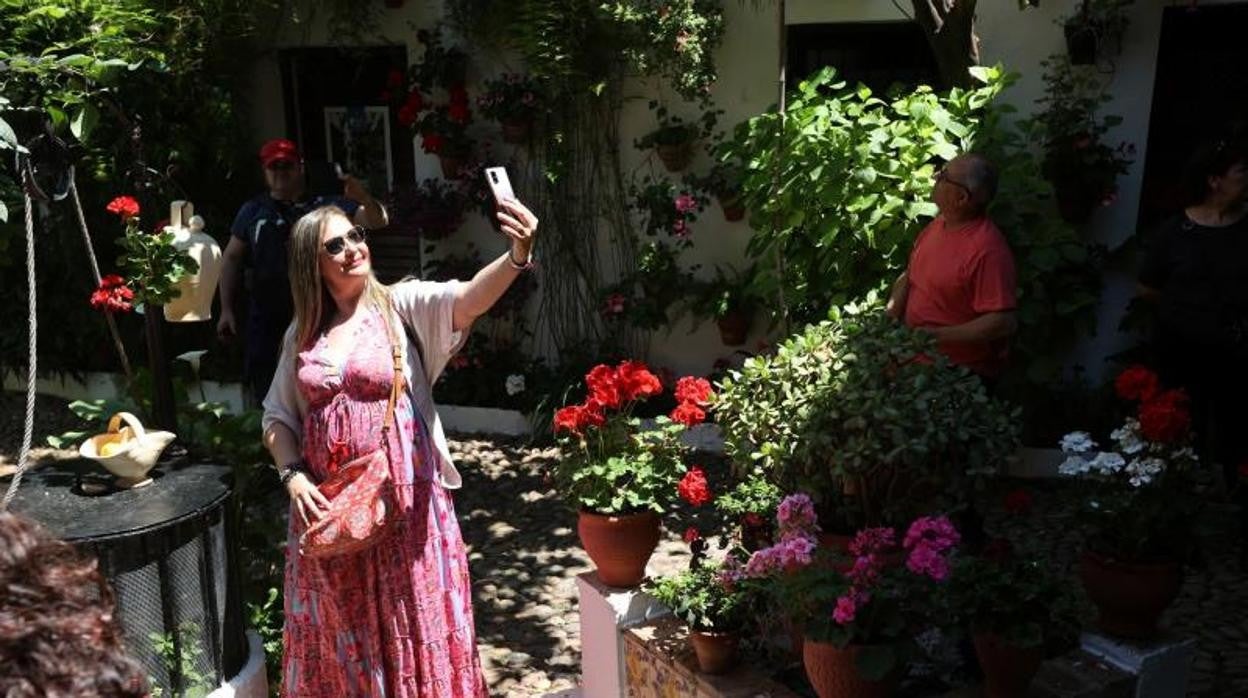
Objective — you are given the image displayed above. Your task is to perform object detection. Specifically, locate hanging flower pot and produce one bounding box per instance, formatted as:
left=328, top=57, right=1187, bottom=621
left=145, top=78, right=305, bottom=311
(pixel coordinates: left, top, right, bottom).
left=1079, top=551, right=1182, bottom=639
left=1064, top=20, right=1101, bottom=65
left=412, top=208, right=463, bottom=241
left=716, top=310, right=750, bottom=346
left=577, top=509, right=660, bottom=587
left=802, top=640, right=898, bottom=698
left=973, top=631, right=1045, bottom=698
left=689, top=630, right=739, bottom=675
left=718, top=191, right=746, bottom=222
left=501, top=117, right=533, bottom=144
left=656, top=141, right=694, bottom=172
left=438, top=154, right=465, bottom=180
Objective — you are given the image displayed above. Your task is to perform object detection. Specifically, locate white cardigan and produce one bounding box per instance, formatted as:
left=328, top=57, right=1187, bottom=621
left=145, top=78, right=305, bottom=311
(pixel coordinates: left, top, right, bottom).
left=261, top=279, right=468, bottom=488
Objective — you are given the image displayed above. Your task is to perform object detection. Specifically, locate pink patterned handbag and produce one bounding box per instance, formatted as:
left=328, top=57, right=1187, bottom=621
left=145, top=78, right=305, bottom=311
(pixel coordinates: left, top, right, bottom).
left=298, top=298, right=405, bottom=559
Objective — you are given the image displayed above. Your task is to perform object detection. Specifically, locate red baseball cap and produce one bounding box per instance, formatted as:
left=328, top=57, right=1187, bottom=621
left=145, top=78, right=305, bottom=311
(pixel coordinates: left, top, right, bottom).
left=259, top=138, right=301, bottom=167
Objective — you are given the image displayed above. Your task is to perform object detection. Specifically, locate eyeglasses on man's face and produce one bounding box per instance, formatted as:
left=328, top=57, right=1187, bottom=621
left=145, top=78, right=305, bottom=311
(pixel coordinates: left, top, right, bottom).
left=935, top=167, right=972, bottom=197
left=322, top=225, right=367, bottom=256
left=266, top=160, right=297, bottom=173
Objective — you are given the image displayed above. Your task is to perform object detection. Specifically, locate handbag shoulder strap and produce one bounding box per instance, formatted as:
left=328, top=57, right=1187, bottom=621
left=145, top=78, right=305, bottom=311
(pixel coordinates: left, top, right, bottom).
left=380, top=292, right=404, bottom=433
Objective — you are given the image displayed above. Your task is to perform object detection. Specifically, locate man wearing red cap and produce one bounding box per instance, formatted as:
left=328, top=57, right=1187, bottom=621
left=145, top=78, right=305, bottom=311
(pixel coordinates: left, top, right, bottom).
left=218, top=138, right=389, bottom=403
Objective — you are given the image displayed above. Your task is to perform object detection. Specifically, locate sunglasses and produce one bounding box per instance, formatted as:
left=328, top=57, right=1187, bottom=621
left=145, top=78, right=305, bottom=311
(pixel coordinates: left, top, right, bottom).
left=266, top=160, right=297, bottom=172
left=322, top=225, right=367, bottom=256
left=935, top=167, right=972, bottom=196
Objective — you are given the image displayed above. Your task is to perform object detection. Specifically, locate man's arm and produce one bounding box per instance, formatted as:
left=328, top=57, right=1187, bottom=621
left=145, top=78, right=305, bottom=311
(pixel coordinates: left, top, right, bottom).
left=920, top=311, right=1017, bottom=343
left=216, top=236, right=249, bottom=339
left=343, top=175, right=389, bottom=228
left=886, top=271, right=909, bottom=319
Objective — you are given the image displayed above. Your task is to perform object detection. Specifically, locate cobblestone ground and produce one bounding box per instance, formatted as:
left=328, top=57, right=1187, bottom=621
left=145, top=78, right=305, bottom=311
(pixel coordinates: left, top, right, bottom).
left=3, top=395, right=1245, bottom=696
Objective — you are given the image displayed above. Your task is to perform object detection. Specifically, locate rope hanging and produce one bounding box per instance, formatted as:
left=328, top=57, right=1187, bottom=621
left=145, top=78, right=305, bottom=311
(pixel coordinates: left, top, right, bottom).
left=2, top=162, right=39, bottom=511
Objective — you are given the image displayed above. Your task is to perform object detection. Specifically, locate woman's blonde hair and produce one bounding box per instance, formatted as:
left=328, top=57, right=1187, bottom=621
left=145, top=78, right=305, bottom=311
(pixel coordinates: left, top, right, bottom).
left=287, top=205, right=390, bottom=350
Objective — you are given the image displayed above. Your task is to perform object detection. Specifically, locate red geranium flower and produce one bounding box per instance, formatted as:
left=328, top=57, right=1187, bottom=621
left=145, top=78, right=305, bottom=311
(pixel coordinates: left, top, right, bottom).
left=421, top=132, right=444, bottom=154
left=386, top=67, right=405, bottom=89
left=617, top=360, right=662, bottom=402
left=674, top=376, right=713, bottom=406
left=683, top=526, right=701, bottom=543
left=586, top=364, right=622, bottom=409
left=398, top=104, right=419, bottom=127
left=677, top=466, right=712, bottom=507
left=1115, top=365, right=1160, bottom=402
left=448, top=101, right=471, bottom=125
left=1002, top=488, right=1033, bottom=515
left=89, top=274, right=135, bottom=313
left=105, top=196, right=140, bottom=221
left=669, top=401, right=706, bottom=427
left=554, top=405, right=587, bottom=434
left=1139, top=389, right=1191, bottom=443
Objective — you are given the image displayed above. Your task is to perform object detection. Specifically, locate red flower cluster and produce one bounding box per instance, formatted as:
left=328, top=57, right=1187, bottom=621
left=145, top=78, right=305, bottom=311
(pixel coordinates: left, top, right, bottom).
left=448, top=85, right=470, bottom=124
left=398, top=91, right=424, bottom=127
left=553, top=360, right=663, bottom=435
left=1138, top=389, right=1191, bottom=444
left=420, top=131, right=444, bottom=154
left=89, top=274, right=135, bottom=313
left=105, top=196, right=140, bottom=221
left=669, top=376, right=714, bottom=427
left=1115, top=364, right=1160, bottom=402
left=677, top=465, right=712, bottom=507
left=683, top=526, right=701, bottom=543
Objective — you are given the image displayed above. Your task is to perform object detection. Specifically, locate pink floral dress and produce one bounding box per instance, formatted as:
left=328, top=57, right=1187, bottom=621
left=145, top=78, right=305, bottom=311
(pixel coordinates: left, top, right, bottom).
left=281, top=307, right=486, bottom=697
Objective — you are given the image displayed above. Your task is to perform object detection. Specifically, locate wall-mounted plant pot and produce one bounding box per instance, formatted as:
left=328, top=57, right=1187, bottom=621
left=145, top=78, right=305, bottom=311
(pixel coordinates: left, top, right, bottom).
left=717, top=192, right=746, bottom=222
left=1064, top=20, right=1102, bottom=65
left=438, top=154, right=465, bottom=180
left=501, top=118, right=532, bottom=145
left=716, top=311, right=750, bottom=346
left=655, top=141, right=694, bottom=172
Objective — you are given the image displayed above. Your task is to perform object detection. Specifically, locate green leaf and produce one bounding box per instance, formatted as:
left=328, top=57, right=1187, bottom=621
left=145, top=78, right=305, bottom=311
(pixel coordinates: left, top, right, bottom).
left=69, top=104, right=99, bottom=141
left=855, top=644, right=896, bottom=681
left=0, top=116, right=18, bottom=151
left=55, top=54, right=95, bottom=69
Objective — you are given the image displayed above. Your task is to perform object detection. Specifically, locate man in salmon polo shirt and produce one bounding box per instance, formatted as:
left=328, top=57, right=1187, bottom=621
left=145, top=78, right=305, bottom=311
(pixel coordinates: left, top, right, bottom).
left=886, top=152, right=1018, bottom=384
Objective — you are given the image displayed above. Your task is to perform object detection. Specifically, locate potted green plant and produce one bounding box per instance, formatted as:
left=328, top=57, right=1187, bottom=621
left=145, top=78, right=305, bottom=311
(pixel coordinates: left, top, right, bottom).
left=1062, top=0, right=1132, bottom=66
left=715, top=471, right=782, bottom=551
left=629, top=175, right=708, bottom=243
left=646, top=557, right=753, bottom=675
left=714, top=297, right=1019, bottom=536
left=416, top=97, right=474, bottom=179
left=744, top=497, right=961, bottom=698
left=694, top=159, right=746, bottom=222
left=599, top=241, right=696, bottom=332
left=1034, top=58, right=1134, bottom=224
left=479, top=73, right=544, bottom=144
left=635, top=101, right=717, bottom=173
left=947, top=535, right=1080, bottom=698
left=1057, top=364, right=1199, bottom=639
left=690, top=264, right=759, bottom=346
left=553, top=363, right=715, bottom=587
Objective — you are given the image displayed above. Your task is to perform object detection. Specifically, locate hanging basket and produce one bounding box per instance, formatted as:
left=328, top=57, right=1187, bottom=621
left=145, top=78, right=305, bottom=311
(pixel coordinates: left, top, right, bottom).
left=79, top=412, right=176, bottom=489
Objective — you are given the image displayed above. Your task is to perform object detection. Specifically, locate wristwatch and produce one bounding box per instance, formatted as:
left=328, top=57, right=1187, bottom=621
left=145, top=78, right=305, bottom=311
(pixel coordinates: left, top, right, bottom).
left=507, top=249, right=534, bottom=272
left=274, top=460, right=306, bottom=486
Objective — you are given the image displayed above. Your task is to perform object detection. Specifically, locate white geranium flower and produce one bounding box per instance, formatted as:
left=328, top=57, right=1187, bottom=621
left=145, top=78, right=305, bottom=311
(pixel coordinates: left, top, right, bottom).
left=1059, top=455, right=1090, bottom=477
left=1060, top=431, right=1097, bottom=454
left=1089, top=451, right=1126, bottom=475
left=1111, top=419, right=1147, bottom=455
left=505, top=374, right=526, bottom=396
left=1125, top=457, right=1166, bottom=487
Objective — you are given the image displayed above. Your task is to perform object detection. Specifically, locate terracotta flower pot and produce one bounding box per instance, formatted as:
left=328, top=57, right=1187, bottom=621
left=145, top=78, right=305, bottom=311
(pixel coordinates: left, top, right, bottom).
left=438, top=154, right=465, bottom=180
left=718, top=192, right=745, bottom=222
left=802, top=640, right=897, bottom=698
left=577, top=509, right=660, bottom=588
left=1079, top=551, right=1182, bottom=639
left=655, top=141, right=694, bottom=172
left=690, top=630, right=739, bottom=675
left=501, top=118, right=532, bottom=144
left=716, top=311, right=750, bottom=346
left=973, top=631, right=1045, bottom=698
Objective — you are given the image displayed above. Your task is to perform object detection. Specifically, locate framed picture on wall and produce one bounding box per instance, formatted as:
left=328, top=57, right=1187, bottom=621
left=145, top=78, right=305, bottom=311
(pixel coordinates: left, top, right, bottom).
left=323, top=106, right=394, bottom=195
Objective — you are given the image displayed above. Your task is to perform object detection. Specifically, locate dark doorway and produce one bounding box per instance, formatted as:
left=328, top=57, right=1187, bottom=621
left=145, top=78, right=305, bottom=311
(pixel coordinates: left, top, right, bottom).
left=1137, top=3, right=1248, bottom=230
left=786, top=22, right=942, bottom=94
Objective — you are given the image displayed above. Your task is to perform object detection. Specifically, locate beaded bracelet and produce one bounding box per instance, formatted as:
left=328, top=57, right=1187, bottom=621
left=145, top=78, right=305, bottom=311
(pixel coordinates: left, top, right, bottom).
left=507, top=249, right=534, bottom=272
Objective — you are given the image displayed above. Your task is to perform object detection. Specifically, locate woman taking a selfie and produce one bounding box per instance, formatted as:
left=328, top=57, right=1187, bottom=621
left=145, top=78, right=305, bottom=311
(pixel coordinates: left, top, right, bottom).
left=262, top=195, right=537, bottom=696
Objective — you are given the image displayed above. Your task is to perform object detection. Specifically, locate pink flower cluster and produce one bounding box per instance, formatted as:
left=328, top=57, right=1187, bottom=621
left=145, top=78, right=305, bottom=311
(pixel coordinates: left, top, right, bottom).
left=744, top=493, right=820, bottom=578
left=902, top=516, right=960, bottom=581
left=833, top=588, right=870, bottom=624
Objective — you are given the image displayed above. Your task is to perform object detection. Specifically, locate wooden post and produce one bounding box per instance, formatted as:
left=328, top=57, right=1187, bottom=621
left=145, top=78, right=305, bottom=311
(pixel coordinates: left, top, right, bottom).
left=144, top=307, right=178, bottom=433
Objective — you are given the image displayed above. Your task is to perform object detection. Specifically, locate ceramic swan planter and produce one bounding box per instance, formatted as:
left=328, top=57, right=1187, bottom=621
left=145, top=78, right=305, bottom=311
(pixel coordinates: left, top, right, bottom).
left=79, top=411, right=176, bottom=489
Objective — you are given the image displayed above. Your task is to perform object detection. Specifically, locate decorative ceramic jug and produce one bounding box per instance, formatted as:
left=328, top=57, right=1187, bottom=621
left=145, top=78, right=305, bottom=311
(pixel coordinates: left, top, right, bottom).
left=163, top=200, right=223, bottom=322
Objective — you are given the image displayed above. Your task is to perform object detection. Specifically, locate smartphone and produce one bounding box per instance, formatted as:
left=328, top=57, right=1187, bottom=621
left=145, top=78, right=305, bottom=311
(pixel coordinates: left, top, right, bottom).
left=485, top=166, right=515, bottom=205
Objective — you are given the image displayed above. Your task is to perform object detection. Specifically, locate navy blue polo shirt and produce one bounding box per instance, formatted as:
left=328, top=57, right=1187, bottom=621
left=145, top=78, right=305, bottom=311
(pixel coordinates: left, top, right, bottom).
left=230, top=194, right=360, bottom=319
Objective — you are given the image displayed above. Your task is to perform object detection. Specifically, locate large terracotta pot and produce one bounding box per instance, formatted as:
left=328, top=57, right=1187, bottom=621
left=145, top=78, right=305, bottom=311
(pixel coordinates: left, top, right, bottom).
left=577, top=510, right=660, bottom=587
left=802, top=640, right=897, bottom=698
left=655, top=141, right=694, bottom=172
left=716, top=311, right=750, bottom=346
left=973, top=631, right=1045, bottom=698
left=689, top=630, right=738, bottom=675
left=1079, top=551, right=1182, bottom=639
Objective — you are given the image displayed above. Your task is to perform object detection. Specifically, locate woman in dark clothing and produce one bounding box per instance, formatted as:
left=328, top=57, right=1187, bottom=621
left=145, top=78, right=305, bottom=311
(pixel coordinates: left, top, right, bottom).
left=1138, top=138, right=1248, bottom=492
